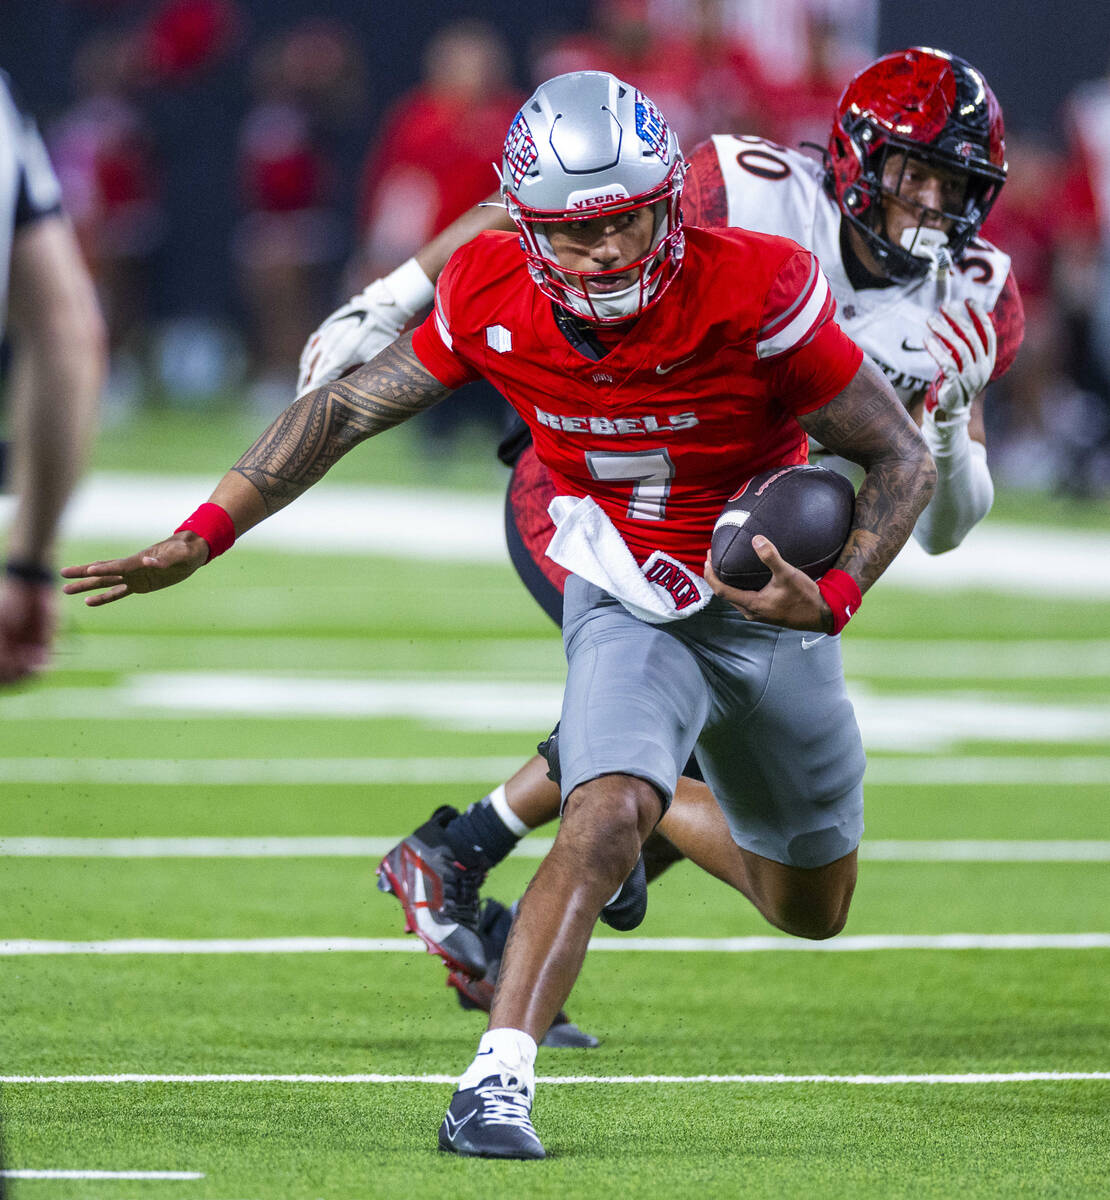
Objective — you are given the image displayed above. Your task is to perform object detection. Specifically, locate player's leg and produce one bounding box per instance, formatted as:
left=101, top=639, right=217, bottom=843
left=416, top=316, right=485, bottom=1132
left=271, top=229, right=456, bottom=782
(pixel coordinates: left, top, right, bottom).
left=446, top=897, right=600, bottom=1049
left=441, top=577, right=709, bottom=1157
left=379, top=442, right=640, bottom=960
left=489, top=771, right=662, bottom=1038
left=501, top=754, right=561, bottom=826
left=691, top=615, right=866, bottom=938
left=733, top=844, right=857, bottom=939
left=655, top=775, right=751, bottom=890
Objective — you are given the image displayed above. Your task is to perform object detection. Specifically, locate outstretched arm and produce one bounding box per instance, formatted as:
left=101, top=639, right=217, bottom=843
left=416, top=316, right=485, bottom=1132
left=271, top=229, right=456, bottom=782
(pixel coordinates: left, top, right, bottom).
left=63, top=334, right=450, bottom=605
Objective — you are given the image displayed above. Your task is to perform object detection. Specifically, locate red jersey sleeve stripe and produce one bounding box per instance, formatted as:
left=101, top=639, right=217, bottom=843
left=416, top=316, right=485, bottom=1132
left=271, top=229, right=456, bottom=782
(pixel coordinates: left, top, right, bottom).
left=757, top=267, right=833, bottom=359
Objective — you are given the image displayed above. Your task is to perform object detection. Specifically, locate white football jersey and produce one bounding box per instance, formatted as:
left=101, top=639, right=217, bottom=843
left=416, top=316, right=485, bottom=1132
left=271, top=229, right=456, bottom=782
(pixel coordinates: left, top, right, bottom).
left=0, top=71, right=64, bottom=333
left=702, top=135, right=1015, bottom=408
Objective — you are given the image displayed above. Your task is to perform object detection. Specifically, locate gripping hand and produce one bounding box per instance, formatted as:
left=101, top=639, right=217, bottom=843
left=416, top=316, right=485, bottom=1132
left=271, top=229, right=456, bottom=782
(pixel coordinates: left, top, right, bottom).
left=296, top=260, right=434, bottom=396
left=923, top=299, right=997, bottom=423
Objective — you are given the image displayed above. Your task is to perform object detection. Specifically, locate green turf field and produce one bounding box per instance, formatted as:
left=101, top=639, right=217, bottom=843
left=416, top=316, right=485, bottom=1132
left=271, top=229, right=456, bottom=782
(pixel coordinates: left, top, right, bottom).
left=1, top=457, right=1109, bottom=1196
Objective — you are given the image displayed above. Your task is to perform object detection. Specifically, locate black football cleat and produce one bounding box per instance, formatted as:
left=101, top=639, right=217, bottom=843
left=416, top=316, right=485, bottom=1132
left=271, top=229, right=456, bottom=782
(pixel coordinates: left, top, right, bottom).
left=599, top=853, right=648, bottom=931
left=448, top=899, right=601, bottom=1049
left=438, top=1075, right=546, bottom=1159
left=376, top=806, right=487, bottom=978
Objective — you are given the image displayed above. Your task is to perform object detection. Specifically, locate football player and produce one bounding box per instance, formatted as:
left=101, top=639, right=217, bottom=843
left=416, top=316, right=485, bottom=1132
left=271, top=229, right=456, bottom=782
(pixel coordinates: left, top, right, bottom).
left=0, top=71, right=105, bottom=684
left=294, top=47, right=1025, bottom=1045
left=63, top=70, right=935, bottom=1158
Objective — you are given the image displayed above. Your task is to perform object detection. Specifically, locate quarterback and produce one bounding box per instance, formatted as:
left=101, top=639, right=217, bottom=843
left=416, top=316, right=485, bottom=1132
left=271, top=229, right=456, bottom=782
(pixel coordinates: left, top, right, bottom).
left=65, top=69, right=935, bottom=1158
left=296, top=48, right=1025, bottom=1048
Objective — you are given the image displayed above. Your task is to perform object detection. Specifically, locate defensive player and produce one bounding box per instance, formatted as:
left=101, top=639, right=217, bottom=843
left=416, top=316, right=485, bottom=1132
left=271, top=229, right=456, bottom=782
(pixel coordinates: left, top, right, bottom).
left=296, top=47, right=1024, bottom=1035
left=63, top=70, right=936, bottom=1158
left=0, top=71, right=105, bottom=684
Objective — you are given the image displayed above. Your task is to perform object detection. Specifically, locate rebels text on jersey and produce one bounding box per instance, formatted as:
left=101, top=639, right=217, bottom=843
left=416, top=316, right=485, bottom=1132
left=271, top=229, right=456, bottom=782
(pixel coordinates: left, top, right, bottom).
left=682, top=136, right=1024, bottom=407
left=412, top=226, right=862, bottom=572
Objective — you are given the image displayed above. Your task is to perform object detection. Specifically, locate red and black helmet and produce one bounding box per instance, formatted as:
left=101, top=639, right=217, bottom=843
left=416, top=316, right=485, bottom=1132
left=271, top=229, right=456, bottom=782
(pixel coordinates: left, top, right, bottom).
left=826, top=47, right=1007, bottom=280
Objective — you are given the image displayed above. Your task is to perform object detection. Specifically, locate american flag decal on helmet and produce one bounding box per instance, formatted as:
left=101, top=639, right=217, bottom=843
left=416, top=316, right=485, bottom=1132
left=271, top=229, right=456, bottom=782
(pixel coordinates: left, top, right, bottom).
left=504, top=112, right=539, bottom=187
left=635, top=96, right=670, bottom=162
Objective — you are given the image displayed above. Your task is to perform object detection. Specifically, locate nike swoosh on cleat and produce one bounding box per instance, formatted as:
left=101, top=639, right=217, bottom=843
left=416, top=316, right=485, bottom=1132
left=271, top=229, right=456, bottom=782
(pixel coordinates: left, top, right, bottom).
left=442, top=1108, right=477, bottom=1141
left=412, top=871, right=461, bottom=938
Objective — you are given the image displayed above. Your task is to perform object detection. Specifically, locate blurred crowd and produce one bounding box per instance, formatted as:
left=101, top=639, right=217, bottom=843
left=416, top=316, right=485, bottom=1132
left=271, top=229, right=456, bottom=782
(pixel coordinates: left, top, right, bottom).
left=12, top=0, right=1110, bottom=494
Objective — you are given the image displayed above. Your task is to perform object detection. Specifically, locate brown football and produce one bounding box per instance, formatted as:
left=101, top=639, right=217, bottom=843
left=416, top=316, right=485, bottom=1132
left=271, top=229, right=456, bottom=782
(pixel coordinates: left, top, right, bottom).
left=710, top=464, right=855, bottom=590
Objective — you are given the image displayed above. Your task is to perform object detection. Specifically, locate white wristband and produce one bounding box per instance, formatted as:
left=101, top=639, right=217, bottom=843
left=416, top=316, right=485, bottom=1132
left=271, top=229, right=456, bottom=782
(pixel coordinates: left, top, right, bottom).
left=382, top=257, right=435, bottom=318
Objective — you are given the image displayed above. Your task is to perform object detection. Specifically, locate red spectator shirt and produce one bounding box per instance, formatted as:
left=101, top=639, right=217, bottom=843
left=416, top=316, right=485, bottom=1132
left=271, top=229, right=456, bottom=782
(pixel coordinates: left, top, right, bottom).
left=412, top=225, right=862, bottom=571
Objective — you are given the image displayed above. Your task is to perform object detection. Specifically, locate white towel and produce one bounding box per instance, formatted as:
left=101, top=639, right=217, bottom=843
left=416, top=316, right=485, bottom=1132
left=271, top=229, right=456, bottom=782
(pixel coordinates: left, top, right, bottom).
left=546, top=495, right=713, bottom=623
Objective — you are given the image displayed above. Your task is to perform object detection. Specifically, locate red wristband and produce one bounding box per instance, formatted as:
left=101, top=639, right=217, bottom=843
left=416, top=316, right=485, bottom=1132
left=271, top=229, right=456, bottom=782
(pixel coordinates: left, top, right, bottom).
left=816, top=568, right=862, bottom=636
left=175, top=502, right=235, bottom=563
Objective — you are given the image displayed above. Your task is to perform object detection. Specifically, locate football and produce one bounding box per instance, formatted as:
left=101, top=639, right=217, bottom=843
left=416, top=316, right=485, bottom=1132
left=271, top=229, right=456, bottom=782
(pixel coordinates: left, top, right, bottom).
left=710, top=464, right=855, bottom=590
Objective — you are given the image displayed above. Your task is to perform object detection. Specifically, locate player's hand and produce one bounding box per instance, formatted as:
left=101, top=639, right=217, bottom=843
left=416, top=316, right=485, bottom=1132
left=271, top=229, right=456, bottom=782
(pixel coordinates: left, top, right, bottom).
left=61, top=533, right=210, bottom=607
left=297, top=277, right=416, bottom=396
left=704, top=536, right=831, bottom=632
left=923, top=298, right=996, bottom=423
left=0, top=577, right=57, bottom=683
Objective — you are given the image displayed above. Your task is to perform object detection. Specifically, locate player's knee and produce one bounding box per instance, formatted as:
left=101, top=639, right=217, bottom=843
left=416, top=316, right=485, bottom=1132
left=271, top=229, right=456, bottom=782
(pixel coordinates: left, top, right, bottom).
left=563, top=776, right=658, bottom=885
left=770, top=894, right=851, bottom=941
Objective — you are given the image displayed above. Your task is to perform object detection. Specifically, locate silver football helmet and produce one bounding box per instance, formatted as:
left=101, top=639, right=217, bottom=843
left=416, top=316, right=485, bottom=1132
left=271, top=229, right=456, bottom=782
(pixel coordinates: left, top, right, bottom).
left=500, top=71, right=685, bottom=323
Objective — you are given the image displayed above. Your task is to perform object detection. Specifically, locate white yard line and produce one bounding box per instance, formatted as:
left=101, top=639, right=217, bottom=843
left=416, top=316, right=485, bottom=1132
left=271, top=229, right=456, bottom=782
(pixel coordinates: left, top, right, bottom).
left=0, top=1170, right=203, bottom=1180
left=55, top=633, right=1110, bottom=680
left=1, top=934, right=1107, bottom=956
left=3, top=676, right=1110, bottom=752
left=30, top=472, right=1110, bottom=597
left=0, top=756, right=525, bottom=785
left=1, top=1072, right=1106, bottom=1086
left=0, top=754, right=1106, bottom=787
left=2, top=836, right=1110, bottom=861
left=4, top=675, right=1110, bottom=752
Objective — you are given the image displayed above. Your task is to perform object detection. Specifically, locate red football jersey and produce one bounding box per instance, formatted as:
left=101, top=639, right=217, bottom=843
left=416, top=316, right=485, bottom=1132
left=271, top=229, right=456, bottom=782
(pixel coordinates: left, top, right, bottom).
left=412, top=225, right=862, bottom=571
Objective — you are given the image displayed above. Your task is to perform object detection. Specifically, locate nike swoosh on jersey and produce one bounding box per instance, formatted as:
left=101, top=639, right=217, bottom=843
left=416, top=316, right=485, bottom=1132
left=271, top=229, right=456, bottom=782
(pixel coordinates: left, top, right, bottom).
left=901, top=338, right=925, bottom=353
left=655, top=353, right=695, bottom=375
left=801, top=634, right=827, bottom=649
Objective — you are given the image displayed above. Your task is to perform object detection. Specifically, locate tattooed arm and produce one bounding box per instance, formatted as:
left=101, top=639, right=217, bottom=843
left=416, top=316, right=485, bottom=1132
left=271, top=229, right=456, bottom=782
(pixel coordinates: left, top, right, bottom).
left=704, top=357, right=936, bottom=631
left=62, top=334, right=451, bottom=605
left=219, top=334, right=449, bottom=524
left=798, top=356, right=937, bottom=594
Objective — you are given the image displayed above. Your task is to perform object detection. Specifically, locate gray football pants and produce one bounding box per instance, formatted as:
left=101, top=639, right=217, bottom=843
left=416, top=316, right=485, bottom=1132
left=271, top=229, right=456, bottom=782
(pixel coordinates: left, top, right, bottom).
left=556, top=576, right=866, bottom=869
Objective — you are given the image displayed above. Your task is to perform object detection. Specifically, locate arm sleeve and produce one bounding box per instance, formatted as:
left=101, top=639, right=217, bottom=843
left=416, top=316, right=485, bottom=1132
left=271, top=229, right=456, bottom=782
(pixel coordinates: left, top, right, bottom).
left=913, top=428, right=993, bottom=554
left=913, top=268, right=1017, bottom=554
left=409, top=251, right=483, bottom=389
left=760, top=248, right=863, bottom=414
